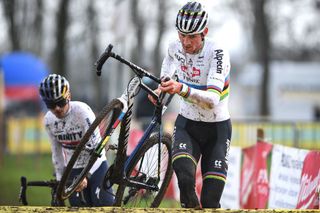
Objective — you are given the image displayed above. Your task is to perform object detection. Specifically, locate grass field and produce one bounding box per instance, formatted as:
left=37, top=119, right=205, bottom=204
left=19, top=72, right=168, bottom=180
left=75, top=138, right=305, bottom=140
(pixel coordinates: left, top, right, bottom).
left=0, top=153, right=54, bottom=206
left=0, top=153, right=180, bottom=207
left=2, top=154, right=320, bottom=212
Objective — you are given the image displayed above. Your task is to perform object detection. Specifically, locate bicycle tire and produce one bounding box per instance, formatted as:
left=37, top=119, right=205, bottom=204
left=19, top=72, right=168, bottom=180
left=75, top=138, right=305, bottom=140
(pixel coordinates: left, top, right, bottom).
left=57, top=99, right=123, bottom=200
left=114, top=132, right=173, bottom=207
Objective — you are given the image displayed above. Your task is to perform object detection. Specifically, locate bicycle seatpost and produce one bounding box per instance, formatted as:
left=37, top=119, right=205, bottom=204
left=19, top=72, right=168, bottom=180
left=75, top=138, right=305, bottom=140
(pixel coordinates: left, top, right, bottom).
left=95, top=44, right=114, bottom=76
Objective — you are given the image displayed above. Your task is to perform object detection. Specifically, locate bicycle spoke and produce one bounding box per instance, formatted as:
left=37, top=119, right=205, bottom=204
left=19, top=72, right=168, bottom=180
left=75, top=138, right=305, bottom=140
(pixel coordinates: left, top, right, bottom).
left=117, top=133, right=172, bottom=207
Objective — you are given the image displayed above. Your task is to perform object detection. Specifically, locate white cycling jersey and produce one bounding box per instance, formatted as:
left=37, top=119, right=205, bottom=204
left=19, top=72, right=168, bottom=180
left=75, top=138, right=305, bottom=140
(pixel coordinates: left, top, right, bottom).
left=44, top=101, right=106, bottom=181
left=161, top=39, right=231, bottom=122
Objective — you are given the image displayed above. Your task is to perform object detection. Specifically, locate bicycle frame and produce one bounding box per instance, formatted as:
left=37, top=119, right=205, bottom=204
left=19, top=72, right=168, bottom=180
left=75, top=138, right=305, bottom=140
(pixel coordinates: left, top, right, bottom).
left=107, top=81, right=164, bottom=190
left=123, top=111, right=166, bottom=191
left=94, top=44, right=172, bottom=190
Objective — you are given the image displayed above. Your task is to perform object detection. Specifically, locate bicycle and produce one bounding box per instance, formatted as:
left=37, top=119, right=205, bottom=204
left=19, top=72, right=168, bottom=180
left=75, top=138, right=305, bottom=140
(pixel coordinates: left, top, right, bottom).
left=57, top=44, right=174, bottom=207
left=19, top=176, right=65, bottom=206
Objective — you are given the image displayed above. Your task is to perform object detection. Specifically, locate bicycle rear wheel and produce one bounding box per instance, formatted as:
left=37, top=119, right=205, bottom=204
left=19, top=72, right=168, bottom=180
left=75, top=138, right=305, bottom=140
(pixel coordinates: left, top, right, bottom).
left=57, top=99, right=123, bottom=200
left=114, top=132, right=173, bottom=207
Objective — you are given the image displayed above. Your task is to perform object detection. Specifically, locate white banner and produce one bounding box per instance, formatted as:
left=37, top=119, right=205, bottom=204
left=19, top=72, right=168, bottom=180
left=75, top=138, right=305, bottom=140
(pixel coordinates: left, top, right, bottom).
left=221, top=146, right=242, bottom=209
left=268, top=144, right=308, bottom=208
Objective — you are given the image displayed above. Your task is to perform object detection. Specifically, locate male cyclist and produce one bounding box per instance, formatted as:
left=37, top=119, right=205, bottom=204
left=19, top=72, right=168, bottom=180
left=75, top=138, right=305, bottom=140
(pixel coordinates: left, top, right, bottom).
left=39, top=74, right=114, bottom=206
left=149, top=1, right=232, bottom=208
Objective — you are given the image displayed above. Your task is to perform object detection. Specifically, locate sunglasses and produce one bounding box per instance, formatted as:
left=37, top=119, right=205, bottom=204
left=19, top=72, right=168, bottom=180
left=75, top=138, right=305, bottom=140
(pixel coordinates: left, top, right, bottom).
left=45, top=99, right=68, bottom=109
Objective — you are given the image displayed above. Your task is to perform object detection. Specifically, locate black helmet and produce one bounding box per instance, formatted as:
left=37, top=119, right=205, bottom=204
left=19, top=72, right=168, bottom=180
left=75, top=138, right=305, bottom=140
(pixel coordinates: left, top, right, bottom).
left=176, top=1, right=208, bottom=35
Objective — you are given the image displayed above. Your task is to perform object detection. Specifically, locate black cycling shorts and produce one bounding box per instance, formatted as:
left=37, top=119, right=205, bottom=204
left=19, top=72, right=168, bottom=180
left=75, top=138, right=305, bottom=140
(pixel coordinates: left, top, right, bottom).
left=172, top=114, right=232, bottom=182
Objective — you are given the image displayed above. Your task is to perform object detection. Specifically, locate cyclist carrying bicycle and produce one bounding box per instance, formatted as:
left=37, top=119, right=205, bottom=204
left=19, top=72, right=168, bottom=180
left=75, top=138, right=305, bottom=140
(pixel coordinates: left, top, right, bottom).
left=149, top=1, right=232, bottom=208
left=39, top=74, right=114, bottom=206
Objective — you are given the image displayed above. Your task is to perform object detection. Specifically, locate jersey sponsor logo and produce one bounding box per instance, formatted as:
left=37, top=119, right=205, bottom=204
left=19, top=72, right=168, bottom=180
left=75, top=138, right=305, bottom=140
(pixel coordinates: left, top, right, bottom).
left=56, top=131, right=83, bottom=141
left=181, top=65, right=187, bottom=72
left=182, top=75, right=200, bottom=84
left=181, top=66, right=201, bottom=78
left=54, top=121, right=66, bottom=129
left=174, top=53, right=186, bottom=64
left=212, top=76, right=224, bottom=84
left=85, top=118, right=91, bottom=127
left=214, top=49, right=224, bottom=74
left=192, top=67, right=200, bottom=77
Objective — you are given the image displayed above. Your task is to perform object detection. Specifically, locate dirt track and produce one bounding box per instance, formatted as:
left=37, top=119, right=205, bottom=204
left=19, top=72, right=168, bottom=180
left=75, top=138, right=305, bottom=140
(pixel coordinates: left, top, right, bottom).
left=1, top=206, right=320, bottom=213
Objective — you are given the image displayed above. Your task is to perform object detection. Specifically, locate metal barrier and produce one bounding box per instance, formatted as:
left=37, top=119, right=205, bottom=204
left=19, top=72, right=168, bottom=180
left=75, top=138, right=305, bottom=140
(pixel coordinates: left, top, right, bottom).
left=232, top=121, right=320, bottom=149
left=5, top=115, right=320, bottom=154
left=6, top=116, right=51, bottom=154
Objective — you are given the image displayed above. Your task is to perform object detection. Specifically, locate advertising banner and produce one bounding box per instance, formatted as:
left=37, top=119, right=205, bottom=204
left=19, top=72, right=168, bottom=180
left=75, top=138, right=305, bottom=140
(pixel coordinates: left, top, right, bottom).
left=296, top=151, right=320, bottom=209
left=221, top=146, right=242, bottom=209
left=240, top=141, right=273, bottom=209
left=268, top=144, right=308, bottom=208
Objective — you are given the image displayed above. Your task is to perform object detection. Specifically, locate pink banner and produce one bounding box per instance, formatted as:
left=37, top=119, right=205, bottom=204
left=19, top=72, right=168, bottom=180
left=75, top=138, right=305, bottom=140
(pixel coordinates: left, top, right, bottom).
left=240, top=141, right=273, bottom=209
left=296, top=151, right=320, bottom=209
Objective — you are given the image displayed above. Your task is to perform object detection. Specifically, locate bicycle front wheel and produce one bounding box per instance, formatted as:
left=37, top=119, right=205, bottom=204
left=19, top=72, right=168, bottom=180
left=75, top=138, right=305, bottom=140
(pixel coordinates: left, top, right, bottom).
left=114, top=132, right=173, bottom=207
left=57, top=99, right=123, bottom=200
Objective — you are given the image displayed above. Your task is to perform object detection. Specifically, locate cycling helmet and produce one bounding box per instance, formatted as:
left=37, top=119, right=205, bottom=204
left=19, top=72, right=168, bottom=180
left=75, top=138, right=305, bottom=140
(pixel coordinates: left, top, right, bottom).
left=176, top=1, right=208, bottom=35
left=39, top=74, right=70, bottom=103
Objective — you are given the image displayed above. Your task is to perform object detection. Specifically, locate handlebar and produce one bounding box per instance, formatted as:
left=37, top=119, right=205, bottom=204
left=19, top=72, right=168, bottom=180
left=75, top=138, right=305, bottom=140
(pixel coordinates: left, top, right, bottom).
left=94, top=44, right=161, bottom=84
left=19, top=176, right=63, bottom=206
left=94, top=44, right=114, bottom=76
left=94, top=44, right=176, bottom=107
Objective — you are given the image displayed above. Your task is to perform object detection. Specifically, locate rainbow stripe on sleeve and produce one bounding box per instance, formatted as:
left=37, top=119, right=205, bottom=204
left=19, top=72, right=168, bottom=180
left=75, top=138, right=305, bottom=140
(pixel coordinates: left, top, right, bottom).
left=207, top=74, right=230, bottom=101
left=179, top=74, right=230, bottom=101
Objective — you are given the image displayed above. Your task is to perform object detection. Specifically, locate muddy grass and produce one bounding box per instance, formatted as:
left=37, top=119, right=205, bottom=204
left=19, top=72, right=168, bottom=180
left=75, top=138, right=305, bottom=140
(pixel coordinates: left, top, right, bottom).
left=1, top=206, right=320, bottom=213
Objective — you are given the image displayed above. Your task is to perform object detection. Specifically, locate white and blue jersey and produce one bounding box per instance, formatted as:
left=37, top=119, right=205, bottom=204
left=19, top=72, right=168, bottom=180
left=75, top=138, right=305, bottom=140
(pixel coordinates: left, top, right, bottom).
left=44, top=101, right=106, bottom=181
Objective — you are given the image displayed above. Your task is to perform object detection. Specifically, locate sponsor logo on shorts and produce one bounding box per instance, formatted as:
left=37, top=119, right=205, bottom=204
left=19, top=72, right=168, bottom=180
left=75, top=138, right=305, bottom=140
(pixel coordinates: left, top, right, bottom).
left=179, top=143, right=187, bottom=150
left=214, top=160, right=222, bottom=168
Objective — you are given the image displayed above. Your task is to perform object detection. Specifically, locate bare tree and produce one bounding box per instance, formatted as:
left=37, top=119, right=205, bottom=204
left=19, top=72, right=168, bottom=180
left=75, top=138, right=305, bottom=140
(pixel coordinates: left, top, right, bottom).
left=130, top=0, right=145, bottom=65
left=2, top=0, right=20, bottom=50
left=251, top=0, right=320, bottom=116
left=32, top=0, right=43, bottom=55
left=251, top=0, right=271, bottom=117
left=2, top=0, right=44, bottom=54
left=86, top=2, right=103, bottom=110
left=270, top=0, right=320, bottom=61
left=152, top=0, right=166, bottom=75
left=52, top=0, right=71, bottom=77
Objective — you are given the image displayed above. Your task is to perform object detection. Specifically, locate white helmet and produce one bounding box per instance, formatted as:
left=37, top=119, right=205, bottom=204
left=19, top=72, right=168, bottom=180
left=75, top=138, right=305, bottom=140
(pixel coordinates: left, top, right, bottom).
left=39, top=74, right=70, bottom=103
left=176, top=1, right=208, bottom=35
